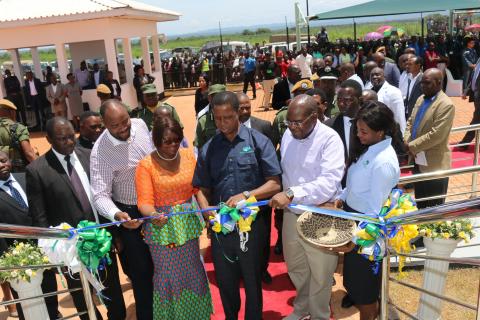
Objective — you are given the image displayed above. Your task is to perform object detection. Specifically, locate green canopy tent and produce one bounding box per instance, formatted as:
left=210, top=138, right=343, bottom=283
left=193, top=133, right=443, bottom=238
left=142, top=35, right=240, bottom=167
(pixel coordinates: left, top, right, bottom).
left=310, top=0, right=480, bottom=39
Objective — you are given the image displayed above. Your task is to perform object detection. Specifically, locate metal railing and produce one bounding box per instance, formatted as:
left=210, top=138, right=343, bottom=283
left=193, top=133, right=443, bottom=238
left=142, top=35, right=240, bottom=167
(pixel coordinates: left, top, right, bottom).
left=0, top=225, right=97, bottom=320
left=377, top=197, right=480, bottom=320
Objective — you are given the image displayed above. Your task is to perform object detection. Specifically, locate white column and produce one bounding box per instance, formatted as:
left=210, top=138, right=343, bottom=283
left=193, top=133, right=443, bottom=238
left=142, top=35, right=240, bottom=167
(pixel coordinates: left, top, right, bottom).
left=417, top=237, right=460, bottom=320
left=30, top=47, right=43, bottom=80
left=122, top=38, right=134, bottom=84
left=8, top=49, right=24, bottom=80
left=55, top=43, right=69, bottom=83
left=104, top=38, right=119, bottom=81
left=0, top=75, right=6, bottom=99
left=151, top=34, right=161, bottom=73
left=140, top=36, right=152, bottom=74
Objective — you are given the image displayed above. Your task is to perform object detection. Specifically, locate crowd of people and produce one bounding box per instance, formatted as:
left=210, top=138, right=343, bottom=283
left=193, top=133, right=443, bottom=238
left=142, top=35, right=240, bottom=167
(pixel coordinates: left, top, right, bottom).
left=0, top=26, right=476, bottom=320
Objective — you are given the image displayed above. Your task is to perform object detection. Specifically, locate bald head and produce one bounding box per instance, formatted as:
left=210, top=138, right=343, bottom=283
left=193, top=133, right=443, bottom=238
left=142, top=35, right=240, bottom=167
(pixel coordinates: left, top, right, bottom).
left=46, top=117, right=73, bottom=139
left=363, top=61, right=378, bottom=81
left=361, top=89, right=378, bottom=104
left=287, top=64, right=301, bottom=84
left=372, top=52, right=385, bottom=67
left=153, top=105, right=173, bottom=123
left=288, top=94, right=317, bottom=117
left=236, top=92, right=250, bottom=104
left=339, top=62, right=356, bottom=81
left=237, top=92, right=252, bottom=123
left=422, top=68, right=443, bottom=97
left=100, top=99, right=128, bottom=119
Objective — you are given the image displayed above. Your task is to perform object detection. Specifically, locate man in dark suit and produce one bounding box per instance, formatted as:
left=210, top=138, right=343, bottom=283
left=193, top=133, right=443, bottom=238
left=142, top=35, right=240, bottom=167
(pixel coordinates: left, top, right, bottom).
left=237, top=92, right=274, bottom=283
left=90, top=63, right=106, bottom=89
left=26, top=117, right=126, bottom=320
left=271, top=64, right=301, bottom=110
left=0, top=150, right=32, bottom=319
left=24, top=71, right=47, bottom=131
left=405, top=56, right=424, bottom=120
left=459, top=56, right=480, bottom=149
left=325, top=79, right=363, bottom=164
left=102, top=71, right=122, bottom=100
left=373, top=52, right=401, bottom=88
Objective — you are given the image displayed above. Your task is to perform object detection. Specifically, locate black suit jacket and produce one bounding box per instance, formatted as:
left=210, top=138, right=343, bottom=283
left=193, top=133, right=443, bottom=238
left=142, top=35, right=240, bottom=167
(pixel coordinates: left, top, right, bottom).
left=249, top=116, right=273, bottom=142
left=23, top=77, right=46, bottom=103
left=325, top=114, right=351, bottom=162
left=103, top=79, right=122, bottom=99
left=0, top=173, right=32, bottom=254
left=26, top=147, right=95, bottom=228
left=272, top=78, right=291, bottom=110
left=406, top=74, right=423, bottom=120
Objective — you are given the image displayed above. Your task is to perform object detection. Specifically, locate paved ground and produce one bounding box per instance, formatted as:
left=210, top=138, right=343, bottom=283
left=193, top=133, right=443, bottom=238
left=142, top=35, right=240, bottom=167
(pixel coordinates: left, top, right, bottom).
left=1, top=88, right=478, bottom=319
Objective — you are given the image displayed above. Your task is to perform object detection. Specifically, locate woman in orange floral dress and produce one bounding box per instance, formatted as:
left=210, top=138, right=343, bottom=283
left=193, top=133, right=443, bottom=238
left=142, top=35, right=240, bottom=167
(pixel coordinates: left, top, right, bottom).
left=135, top=117, right=212, bottom=319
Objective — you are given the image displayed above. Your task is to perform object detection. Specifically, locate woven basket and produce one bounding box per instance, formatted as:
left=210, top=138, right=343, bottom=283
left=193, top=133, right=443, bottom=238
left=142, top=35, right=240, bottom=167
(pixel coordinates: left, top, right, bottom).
left=296, top=209, right=356, bottom=248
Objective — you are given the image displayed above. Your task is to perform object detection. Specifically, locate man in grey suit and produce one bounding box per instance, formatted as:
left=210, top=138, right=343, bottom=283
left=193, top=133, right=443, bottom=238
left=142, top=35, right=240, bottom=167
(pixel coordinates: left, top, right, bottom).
left=45, top=73, right=67, bottom=118
left=405, top=56, right=424, bottom=120
left=373, top=52, right=401, bottom=88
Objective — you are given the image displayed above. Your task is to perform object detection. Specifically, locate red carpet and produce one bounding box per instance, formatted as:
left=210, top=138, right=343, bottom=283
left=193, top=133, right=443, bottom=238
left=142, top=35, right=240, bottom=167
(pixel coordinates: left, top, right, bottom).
left=401, top=145, right=477, bottom=177
left=203, top=224, right=295, bottom=320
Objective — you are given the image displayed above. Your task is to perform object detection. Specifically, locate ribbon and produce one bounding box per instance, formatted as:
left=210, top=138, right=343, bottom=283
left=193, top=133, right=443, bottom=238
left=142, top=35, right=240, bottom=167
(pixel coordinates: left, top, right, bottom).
left=208, top=197, right=260, bottom=235
left=76, top=220, right=112, bottom=271
left=353, top=189, right=419, bottom=275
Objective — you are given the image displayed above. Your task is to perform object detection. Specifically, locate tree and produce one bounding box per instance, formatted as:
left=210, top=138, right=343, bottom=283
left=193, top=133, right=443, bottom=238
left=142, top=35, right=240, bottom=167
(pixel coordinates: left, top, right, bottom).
left=256, top=28, right=271, bottom=34
left=242, top=29, right=255, bottom=36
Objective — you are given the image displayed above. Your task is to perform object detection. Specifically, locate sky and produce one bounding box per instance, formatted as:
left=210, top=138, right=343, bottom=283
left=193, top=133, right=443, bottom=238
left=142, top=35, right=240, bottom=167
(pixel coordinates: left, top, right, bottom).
left=148, top=0, right=371, bottom=36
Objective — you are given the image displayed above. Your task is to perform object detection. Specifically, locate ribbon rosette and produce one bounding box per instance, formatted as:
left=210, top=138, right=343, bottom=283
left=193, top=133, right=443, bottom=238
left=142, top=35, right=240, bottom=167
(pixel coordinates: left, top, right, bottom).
left=76, top=220, right=112, bottom=271
left=353, top=189, right=418, bottom=275
left=209, top=197, right=260, bottom=234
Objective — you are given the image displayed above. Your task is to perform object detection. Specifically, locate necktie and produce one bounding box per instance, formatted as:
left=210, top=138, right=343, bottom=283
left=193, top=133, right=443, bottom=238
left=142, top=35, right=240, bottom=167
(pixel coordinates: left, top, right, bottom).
left=405, top=78, right=412, bottom=114
left=4, top=180, right=27, bottom=209
left=64, top=155, right=93, bottom=215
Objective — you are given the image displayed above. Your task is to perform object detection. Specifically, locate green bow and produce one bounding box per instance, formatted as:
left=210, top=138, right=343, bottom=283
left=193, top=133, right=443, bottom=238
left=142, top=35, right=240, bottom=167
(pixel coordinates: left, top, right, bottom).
left=76, top=221, right=112, bottom=270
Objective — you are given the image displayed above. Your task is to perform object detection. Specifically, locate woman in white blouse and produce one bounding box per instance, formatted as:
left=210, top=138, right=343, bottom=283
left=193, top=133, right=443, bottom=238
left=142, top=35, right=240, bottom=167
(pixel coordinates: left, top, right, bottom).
left=335, top=101, right=400, bottom=320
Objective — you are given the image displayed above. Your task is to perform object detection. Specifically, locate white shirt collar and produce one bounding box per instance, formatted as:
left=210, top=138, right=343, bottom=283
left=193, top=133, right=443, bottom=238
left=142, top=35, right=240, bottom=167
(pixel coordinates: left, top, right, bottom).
left=408, top=72, right=422, bottom=82
left=106, top=125, right=136, bottom=146
left=243, top=117, right=252, bottom=128
left=0, top=173, right=14, bottom=183
left=51, top=148, right=75, bottom=165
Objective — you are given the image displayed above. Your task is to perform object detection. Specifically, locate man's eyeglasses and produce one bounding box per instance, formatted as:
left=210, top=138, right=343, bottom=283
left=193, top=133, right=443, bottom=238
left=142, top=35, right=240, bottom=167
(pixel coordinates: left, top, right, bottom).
left=283, top=113, right=314, bottom=128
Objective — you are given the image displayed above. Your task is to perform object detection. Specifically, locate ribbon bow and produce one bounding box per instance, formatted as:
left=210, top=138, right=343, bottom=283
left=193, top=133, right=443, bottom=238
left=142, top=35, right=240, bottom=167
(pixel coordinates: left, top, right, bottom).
left=76, top=220, right=112, bottom=271
left=209, top=197, right=260, bottom=234
left=354, top=189, right=418, bottom=275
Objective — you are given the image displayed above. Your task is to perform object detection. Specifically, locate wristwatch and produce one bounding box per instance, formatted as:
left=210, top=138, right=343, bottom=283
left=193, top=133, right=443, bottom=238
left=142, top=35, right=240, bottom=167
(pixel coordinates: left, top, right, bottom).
left=242, top=190, right=251, bottom=199
left=285, top=188, right=294, bottom=200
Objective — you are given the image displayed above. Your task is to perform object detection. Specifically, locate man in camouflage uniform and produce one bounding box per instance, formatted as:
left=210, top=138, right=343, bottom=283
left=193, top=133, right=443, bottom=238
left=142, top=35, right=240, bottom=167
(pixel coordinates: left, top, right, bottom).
left=136, top=83, right=182, bottom=130
left=194, top=84, right=226, bottom=150
left=0, top=99, right=37, bottom=172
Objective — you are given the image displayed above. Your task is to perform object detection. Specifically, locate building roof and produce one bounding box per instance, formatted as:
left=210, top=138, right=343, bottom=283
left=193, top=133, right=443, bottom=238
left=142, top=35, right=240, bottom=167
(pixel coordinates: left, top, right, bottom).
left=0, top=0, right=180, bottom=27
left=311, top=0, right=480, bottom=20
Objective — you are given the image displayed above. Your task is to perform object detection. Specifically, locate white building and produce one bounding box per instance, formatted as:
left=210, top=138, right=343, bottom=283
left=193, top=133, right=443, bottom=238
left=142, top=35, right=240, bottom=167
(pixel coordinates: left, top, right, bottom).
left=0, top=0, right=180, bottom=109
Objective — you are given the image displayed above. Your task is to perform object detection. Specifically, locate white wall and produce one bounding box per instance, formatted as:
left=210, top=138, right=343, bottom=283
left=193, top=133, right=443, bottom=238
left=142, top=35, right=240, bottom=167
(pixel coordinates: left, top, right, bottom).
left=69, top=40, right=107, bottom=71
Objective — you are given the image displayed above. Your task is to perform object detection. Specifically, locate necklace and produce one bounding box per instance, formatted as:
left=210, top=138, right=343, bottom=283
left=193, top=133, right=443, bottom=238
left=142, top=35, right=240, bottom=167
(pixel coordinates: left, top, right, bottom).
left=156, top=149, right=179, bottom=161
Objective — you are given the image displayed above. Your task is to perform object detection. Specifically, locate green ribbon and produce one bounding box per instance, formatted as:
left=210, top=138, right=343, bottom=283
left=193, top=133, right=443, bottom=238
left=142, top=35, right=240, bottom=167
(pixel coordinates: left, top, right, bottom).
left=217, top=204, right=258, bottom=235
left=76, top=220, right=112, bottom=270
left=356, top=224, right=382, bottom=247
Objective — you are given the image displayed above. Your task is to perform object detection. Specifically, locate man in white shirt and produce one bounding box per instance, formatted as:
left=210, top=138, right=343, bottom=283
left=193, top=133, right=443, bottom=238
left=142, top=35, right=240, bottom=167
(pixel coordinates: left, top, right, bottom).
left=338, top=62, right=364, bottom=90
left=269, top=95, right=344, bottom=320
left=295, top=47, right=313, bottom=79
left=363, top=61, right=378, bottom=90
left=74, top=60, right=91, bottom=89
left=370, top=67, right=406, bottom=134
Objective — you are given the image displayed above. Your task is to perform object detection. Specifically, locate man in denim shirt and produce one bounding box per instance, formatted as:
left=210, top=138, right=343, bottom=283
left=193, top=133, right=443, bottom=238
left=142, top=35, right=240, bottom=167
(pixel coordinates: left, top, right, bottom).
left=193, top=91, right=281, bottom=320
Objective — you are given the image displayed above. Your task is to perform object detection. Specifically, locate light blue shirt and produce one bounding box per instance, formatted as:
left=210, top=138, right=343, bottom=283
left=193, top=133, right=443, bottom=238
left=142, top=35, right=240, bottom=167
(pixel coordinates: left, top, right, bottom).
left=339, top=137, right=400, bottom=215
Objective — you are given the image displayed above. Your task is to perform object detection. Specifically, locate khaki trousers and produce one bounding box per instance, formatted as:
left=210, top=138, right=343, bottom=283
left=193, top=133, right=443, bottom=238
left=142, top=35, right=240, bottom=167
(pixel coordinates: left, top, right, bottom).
left=262, top=79, right=275, bottom=108
left=282, top=209, right=338, bottom=320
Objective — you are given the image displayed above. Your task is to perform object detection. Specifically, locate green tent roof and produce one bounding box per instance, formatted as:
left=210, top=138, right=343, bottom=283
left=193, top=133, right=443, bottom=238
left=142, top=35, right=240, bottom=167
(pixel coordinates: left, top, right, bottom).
left=311, top=0, right=480, bottom=20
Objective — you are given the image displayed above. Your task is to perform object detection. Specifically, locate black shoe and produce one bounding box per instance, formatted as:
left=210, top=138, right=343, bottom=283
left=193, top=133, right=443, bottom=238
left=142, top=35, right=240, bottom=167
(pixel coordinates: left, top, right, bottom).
left=341, top=294, right=354, bottom=309
left=274, top=241, right=282, bottom=255
left=262, top=271, right=272, bottom=284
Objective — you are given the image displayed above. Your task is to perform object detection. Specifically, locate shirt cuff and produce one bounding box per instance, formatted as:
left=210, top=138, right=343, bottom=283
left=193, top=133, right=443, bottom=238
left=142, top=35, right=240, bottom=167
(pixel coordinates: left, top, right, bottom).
left=107, top=207, right=121, bottom=223
left=289, top=186, right=307, bottom=203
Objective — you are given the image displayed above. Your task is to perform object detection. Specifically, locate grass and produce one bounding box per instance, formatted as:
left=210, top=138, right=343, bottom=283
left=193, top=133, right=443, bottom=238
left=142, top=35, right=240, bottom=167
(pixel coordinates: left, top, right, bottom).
left=0, top=19, right=426, bottom=67
left=389, top=266, right=479, bottom=320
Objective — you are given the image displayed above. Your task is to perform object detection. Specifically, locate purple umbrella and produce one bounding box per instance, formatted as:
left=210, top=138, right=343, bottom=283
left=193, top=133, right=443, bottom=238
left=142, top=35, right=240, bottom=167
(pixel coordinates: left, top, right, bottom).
left=364, top=32, right=383, bottom=41
left=377, top=25, right=393, bottom=33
